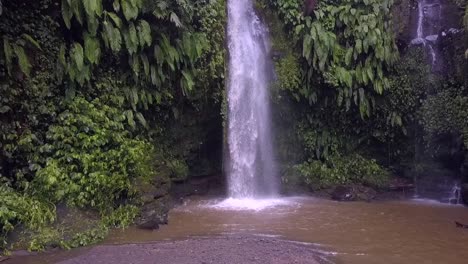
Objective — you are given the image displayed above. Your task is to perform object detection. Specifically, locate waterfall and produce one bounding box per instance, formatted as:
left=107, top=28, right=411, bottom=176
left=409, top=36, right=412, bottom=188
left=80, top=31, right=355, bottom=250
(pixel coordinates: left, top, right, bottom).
left=410, top=0, right=442, bottom=68
left=225, top=0, right=278, bottom=198
left=449, top=183, right=461, bottom=204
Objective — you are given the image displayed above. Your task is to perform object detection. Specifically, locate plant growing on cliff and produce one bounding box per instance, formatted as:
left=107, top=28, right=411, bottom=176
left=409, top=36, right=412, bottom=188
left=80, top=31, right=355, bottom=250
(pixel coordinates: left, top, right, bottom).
left=271, top=0, right=398, bottom=118
left=293, top=153, right=390, bottom=189
left=30, top=95, right=155, bottom=210
left=0, top=185, right=55, bottom=250
left=58, top=0, right=208, bottom=108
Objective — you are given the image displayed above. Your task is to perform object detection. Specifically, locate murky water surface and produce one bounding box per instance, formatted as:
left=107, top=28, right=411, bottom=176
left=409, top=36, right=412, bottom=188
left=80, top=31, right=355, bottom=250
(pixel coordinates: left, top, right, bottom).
left=6, top=197, right=468, bottom=264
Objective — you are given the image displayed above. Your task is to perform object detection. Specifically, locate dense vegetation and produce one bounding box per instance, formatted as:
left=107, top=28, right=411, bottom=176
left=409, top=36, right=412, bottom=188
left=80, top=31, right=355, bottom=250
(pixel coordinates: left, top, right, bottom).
left=260, top=0, right=467, bottom=190
left=1, top=0, right=225, bottom=251
left=1, top=0, right=467, bottom=254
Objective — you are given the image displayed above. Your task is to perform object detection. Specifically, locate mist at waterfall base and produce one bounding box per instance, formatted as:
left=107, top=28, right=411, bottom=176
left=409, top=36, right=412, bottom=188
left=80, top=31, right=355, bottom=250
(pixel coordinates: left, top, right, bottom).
left=213, top=0, right=286, bottom=210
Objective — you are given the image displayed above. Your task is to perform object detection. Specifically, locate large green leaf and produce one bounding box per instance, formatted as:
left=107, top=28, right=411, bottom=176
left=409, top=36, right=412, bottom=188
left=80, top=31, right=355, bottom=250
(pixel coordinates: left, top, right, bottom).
left=121, top=0, right=139, bottom=21
left=61, top=0, right=72, bottom=29
left=21, top=34, right=42, bottom=50
left=71, top=42, right=84, bottom=71
left=103, top=21, right=122, bottom=53
left=3, top=38, right=13, bottom=74
left=82, top=0, right=97, bottom=17
left=13, top=45, right=32, bottom=77
left=137, top=20, right=152, bottom=47
left=107, top=11, right=123, bottom=28
left=84, top=34, right=101, bottom=64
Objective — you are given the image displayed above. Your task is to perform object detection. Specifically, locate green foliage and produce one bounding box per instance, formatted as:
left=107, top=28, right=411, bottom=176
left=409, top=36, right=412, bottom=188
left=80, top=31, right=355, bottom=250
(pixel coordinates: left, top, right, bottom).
left=275, top=53, right=303, bottom=95
left=293, top=154, right=390, bottom=189
left=31, top=96, right=155, bottom=210
left=2, top=34, right=42, bottom=77
left=64, top=224, right=109, bottom=249
left=300, top=125, right=344, bottom=161
left=58, top=0, right=208, bottom=107
left=102, top=205, right=139, bottom=228
left=367, top=47, right=432, bottom=149
left=420, top=84, right=468, bottom=148
left=0, top=186, right=55, bottom=249
left=1, top=0, right=226, bottom=252
left=271, top=0, right=398, bottom=117
left=167, top=159, right=189, bottom=181
left=26, top=204, right=138, bottom=251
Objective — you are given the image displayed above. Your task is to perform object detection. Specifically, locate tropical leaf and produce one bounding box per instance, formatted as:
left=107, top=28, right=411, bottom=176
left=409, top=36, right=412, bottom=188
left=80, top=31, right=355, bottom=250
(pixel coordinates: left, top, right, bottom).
left=71, top=0, right=84, bottom=25
left=58, top=44, right=67, bottom=66
left=135, top=112, right=147, bottom=128
left=137, top=20, right=152, bottom=47
left=3, top=38, right=13, bottom=74
left=113, top=0, right=120, bottom=12
left=13, top=45, right=32, bottom=77
left=124, top=110, right=135, bottom=128
left=71, top=42, right=84, bottom=71
left=122, top=24, right=137, bottom=54
left=61, top=0, right=72, bottom=29
left=181, top=70, right=194, bottom=92
left=141, top=53, right=149, bottom=77
left=121, top=0, right=139, bottom=21
left=170, top=12, right=183, bottom=27
left=21, top=34, right=42, bottom=50
left=103, top=21, right=122, bottom=53
left=84, top=34, right=101, bottom=64
left=82, top=0, right=96, bottom=17
left=130, top=53, right=140, bottom=76
left=107, top=11, right=123, bottom=28
left=87, top=14, right=99, bottom=36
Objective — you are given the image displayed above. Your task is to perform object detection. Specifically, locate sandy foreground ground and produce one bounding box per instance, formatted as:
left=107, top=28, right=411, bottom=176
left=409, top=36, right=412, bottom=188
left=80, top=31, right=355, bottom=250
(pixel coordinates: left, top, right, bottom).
left=51, top=236, right=332, bottom=264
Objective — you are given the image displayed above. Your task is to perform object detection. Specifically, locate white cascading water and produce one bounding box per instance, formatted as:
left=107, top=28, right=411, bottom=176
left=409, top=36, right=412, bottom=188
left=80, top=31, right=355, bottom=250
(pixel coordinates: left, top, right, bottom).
left=225, top=0, right=278, bottom=199
left=411, top=0, right=441, bottom=66
left=411, top=0, right=463, bottom=205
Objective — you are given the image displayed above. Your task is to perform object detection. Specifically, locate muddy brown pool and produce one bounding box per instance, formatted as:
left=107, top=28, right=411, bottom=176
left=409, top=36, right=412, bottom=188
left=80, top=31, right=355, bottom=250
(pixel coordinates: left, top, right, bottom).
left=6, top=197, right=468, bottom=264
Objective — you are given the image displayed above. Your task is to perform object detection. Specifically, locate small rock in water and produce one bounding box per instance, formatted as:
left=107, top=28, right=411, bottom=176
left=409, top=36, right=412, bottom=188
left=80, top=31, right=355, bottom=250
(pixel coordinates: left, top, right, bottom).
left=137, top=219, right=160, bottom=230
left=331, top=186, right=356, bottom=201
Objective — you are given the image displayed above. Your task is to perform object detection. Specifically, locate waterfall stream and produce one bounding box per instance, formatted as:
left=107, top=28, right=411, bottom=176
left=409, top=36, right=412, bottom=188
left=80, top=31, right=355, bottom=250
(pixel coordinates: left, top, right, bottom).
left=411, top=0, right=442, bottom=67
left=225, top=0, right=278, bottom=199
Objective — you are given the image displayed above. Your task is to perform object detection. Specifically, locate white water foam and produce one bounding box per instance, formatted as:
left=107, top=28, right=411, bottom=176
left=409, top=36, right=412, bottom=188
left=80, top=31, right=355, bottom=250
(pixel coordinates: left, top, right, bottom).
left=410, top=198, right=463, bottom=206
left=209, top=198, right=294, bottom=211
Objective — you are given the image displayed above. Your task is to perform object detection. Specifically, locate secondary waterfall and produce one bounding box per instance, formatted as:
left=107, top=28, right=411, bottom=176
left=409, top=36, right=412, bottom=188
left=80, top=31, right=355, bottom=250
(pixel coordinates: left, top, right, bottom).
left=410, top=0, right=442, bottom=67
left=410, top=0, right=463, bottom=204
left=226, top=0, right=278, bottom=198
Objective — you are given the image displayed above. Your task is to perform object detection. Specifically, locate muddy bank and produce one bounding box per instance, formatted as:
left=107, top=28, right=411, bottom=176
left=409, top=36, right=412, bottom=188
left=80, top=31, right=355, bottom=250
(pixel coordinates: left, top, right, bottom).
left=5, top=236, right=331, bottom=264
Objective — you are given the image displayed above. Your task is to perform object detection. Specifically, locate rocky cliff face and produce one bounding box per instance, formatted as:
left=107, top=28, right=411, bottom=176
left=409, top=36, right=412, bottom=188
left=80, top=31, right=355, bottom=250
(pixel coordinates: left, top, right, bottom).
left=392, top=0, right=463, bottom=48
left=392, top=0, right=413, bottom=47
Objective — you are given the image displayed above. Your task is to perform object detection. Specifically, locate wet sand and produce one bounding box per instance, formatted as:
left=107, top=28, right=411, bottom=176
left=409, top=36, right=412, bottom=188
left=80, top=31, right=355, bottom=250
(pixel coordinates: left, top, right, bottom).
left=55, top=236, right=328, bottom=264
